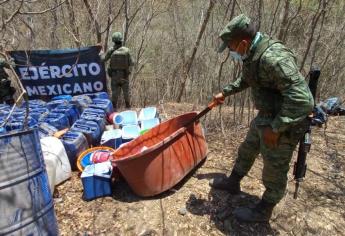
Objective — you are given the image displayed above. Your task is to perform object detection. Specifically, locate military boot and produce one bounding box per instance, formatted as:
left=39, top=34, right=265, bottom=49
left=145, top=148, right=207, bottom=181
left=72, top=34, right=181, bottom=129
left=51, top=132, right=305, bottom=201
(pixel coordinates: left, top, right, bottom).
left=209, top=171, right=243, bottom=194
left=233, top=199, right=276, bottom=222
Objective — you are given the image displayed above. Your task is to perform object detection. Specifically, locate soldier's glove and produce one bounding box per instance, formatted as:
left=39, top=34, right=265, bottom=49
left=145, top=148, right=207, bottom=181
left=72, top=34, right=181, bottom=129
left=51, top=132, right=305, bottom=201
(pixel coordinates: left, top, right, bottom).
left=263, top=126, right=280, bottom=149
left=213, top=92, right=225, bottom=106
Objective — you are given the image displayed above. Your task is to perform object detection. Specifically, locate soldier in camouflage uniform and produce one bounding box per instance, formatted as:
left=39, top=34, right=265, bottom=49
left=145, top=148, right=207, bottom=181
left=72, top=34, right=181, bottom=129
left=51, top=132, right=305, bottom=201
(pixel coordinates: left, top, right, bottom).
left=209, top=14, right=314, bottom=222
left=102, top=32, right=134, bottom=110
left=0, top=57, right=16, bottom=105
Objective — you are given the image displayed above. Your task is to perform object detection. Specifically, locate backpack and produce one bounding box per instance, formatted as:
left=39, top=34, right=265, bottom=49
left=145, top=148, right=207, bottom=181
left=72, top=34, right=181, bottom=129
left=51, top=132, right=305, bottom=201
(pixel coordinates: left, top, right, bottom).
left=110, top=47, right=130, bottom=71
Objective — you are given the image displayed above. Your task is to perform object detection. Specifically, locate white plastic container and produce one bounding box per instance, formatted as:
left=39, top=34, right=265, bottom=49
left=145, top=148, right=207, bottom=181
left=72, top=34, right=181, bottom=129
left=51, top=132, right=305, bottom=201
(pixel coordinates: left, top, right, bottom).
left=101, top=129, right=122, bottom=149
left=140, top=118, right=160, bottom=131
left=119, top=110, right=138, bottom=126
left=40, top=137, right=72, bottom=191
left=138, top=107, right=158, bottom=121
left=122, top=124, right=140, bottom=143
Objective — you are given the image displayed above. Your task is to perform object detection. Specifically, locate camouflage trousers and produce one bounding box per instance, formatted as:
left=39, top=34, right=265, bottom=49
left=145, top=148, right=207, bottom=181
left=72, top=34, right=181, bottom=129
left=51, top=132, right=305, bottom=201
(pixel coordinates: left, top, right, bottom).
left=111, top=75, right=130, bottom=109
left=232, top=116, right=307, bottom=204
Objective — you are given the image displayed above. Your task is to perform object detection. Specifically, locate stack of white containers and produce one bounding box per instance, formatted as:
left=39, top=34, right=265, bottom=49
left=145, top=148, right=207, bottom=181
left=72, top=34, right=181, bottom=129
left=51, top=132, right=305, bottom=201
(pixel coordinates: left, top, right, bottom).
left=103, top=107, right=160, bottom=149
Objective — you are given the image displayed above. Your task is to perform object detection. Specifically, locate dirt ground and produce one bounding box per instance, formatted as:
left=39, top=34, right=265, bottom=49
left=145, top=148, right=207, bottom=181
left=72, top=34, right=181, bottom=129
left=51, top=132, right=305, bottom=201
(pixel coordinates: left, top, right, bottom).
left=54, top=103, right=345, bottom=236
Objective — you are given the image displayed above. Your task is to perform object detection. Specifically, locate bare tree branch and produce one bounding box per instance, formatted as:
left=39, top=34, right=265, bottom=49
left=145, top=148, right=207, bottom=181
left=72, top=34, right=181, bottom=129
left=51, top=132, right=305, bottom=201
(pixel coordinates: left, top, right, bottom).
left=19, top=0, right=66, bottom=15
left=177, top=0, right=215, bottom=102
left=82, top=0, right=101, bottom=43
left=2, top=0, right=24, bottom=29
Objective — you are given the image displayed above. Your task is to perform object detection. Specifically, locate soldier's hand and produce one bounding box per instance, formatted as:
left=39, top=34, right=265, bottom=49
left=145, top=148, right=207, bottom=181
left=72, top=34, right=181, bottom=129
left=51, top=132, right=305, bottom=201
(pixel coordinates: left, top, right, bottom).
left=263, top=126, right=280, bottom=149
left=213, top=92, right=225, bottom=106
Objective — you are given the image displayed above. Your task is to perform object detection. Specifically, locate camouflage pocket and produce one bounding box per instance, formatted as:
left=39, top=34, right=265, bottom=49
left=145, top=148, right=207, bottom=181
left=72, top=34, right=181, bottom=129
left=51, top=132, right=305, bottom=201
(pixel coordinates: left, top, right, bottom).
left=286, top=119, right=309, bottom=143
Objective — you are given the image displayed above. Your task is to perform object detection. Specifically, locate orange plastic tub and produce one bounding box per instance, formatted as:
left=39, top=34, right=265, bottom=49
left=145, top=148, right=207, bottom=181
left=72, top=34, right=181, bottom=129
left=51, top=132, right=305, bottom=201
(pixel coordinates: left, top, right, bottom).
left=112, top=112, right=208, bottom=197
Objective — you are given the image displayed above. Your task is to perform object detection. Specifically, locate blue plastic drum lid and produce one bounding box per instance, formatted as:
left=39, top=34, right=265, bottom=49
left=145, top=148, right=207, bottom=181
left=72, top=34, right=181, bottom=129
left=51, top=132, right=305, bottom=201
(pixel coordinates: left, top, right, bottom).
left=62, top=131, right=88, bottom=170
left=71, top=119, right=101, bottom=146
left=89, top=98, right=113, bottom=115
left=41, top=112, right=70, bottom=130
left=0, top=129, right=59, bottom=235
left=113, top=113, right=124, bottom=126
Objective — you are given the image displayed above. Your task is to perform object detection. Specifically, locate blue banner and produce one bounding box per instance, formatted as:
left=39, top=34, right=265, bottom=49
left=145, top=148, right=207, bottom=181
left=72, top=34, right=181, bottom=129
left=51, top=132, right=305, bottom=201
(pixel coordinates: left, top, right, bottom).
left=9, top=46, right=107, bottom=99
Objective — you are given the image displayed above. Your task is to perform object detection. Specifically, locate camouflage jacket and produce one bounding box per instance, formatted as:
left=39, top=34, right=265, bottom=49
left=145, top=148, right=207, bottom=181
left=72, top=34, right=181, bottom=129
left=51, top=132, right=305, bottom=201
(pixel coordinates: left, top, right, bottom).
left=222, top=34, right=314, bottom=133
left=102, top=46, right=134, bottom=70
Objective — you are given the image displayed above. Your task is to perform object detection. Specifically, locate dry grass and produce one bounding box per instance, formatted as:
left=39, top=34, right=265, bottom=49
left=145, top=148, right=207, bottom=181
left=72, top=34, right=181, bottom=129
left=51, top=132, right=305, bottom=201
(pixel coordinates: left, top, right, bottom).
left=54, top=103, right=345, bottom=236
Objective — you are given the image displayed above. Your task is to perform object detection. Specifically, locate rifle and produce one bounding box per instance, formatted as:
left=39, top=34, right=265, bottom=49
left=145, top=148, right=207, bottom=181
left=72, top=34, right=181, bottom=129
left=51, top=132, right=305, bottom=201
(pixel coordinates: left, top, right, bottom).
left=293, top=66, right=320, bottom=199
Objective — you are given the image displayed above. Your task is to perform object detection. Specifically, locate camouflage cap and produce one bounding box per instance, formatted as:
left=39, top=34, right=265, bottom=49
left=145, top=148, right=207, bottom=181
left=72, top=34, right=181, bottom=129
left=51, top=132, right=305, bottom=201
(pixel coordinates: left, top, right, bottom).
left=218, top=14, right=251, bottom=53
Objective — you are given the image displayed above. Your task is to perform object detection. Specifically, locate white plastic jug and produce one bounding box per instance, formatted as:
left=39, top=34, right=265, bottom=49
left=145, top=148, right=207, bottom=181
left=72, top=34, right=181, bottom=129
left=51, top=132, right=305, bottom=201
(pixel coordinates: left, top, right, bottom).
left=40, top=137, right=72, bottom=188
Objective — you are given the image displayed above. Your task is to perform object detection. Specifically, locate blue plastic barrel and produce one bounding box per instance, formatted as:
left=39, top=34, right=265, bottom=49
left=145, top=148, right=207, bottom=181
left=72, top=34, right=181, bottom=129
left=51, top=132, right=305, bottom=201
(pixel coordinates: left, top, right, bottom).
left=0, top=129, right=59, bottom=235
left=89, top=98, right=113, bottom=115
left=40, top=112, right=70, bottom=130
left=12, top=108, right=26, bottom=118
left=61, top=131, right=89, bottom=170
left=38, top=122, right=58, bottom=138
left=30, top=107, right=49, bottom=121
left=71, top=119, right=101, bottom=146
left=70, top=95, right=93, bottom=113
left=81, top=108, right=106, bottom=132
left=51, top=95, right=73, bottom=101
left=53, top=104, right=80, bottom=125
left=0, top=104, right=10, bottom=111
left=21, top=99, right=46, bottom=108
left=6, top=116, right=38, bottom=132
left=46, top=99, right=69, bottom=110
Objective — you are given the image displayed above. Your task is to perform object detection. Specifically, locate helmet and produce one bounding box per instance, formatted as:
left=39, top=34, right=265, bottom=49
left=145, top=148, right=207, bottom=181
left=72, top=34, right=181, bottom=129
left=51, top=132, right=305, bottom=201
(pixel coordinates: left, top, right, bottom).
left=112, top=32, right=123, bottom=43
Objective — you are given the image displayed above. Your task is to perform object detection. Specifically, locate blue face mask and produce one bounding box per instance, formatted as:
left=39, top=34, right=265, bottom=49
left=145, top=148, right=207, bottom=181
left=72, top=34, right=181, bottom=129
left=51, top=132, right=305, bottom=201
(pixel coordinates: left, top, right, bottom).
left=230, top=51, right=242, bottom=62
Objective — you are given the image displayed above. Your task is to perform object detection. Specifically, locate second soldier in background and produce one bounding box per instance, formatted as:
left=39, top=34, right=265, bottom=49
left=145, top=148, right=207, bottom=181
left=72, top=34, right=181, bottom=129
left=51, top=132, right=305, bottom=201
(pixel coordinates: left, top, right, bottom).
left=102, top=32, right=134, bottom=110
